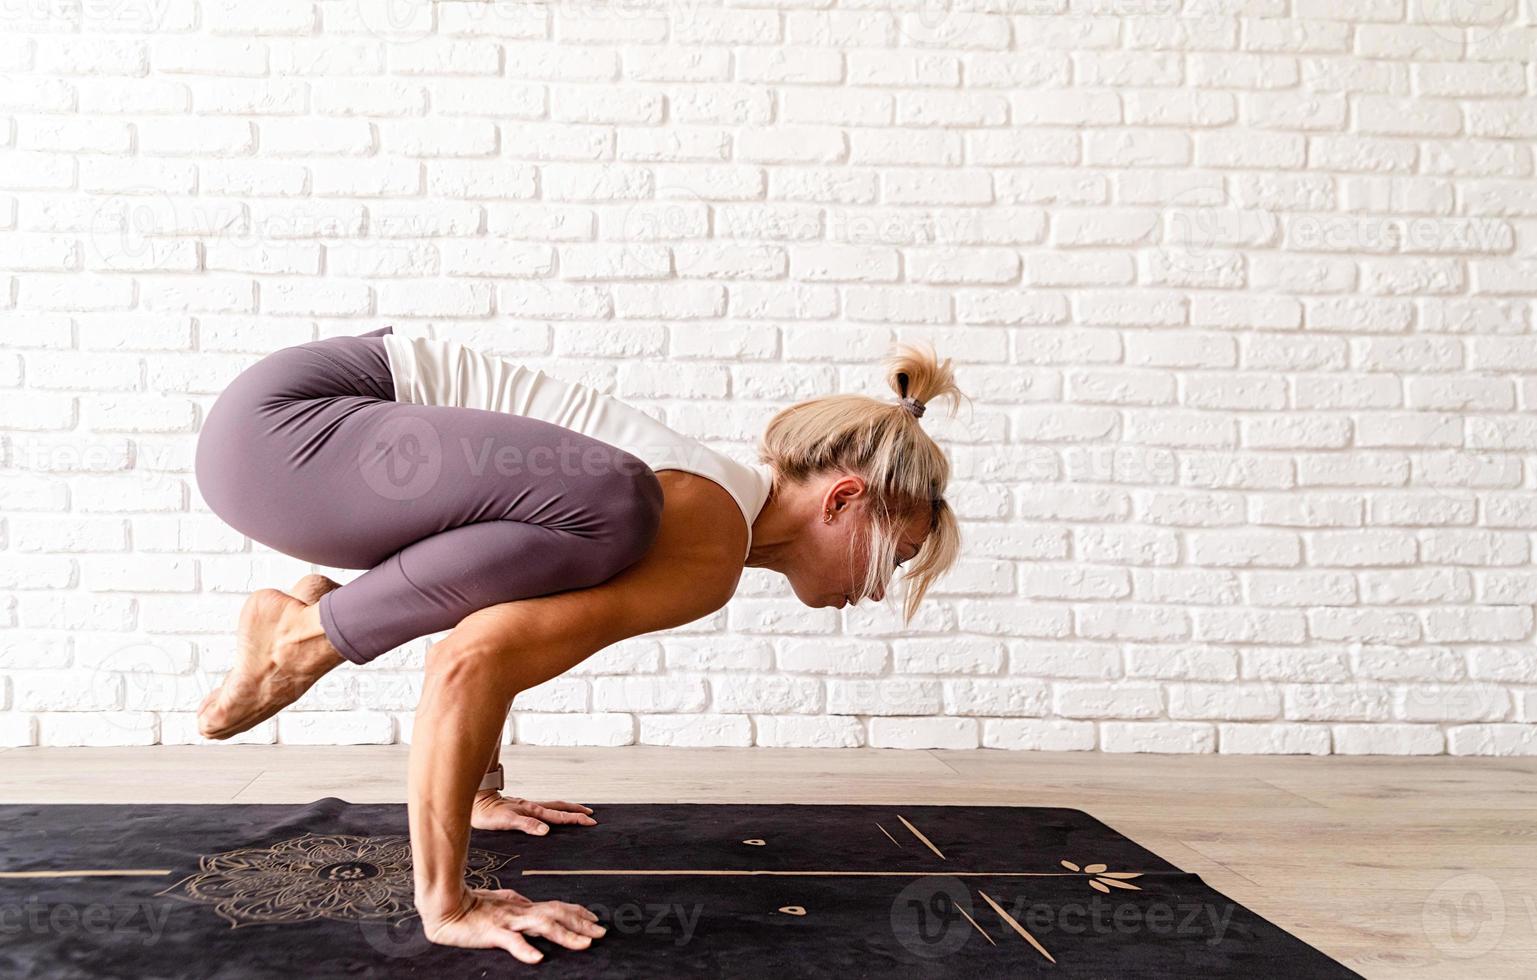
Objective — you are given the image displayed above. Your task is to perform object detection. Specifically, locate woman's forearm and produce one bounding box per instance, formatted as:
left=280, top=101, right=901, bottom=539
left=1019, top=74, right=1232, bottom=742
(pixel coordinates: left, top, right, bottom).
left=402, top=614, right=611, bottom=959
left=410, top=636, right=519, bottom=920
left=408, top=601, right=607, bottom=921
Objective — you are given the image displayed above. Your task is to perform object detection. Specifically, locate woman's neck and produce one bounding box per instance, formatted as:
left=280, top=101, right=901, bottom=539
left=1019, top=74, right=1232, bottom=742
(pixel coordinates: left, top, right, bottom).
left=745, top=477, right=807, bottom=572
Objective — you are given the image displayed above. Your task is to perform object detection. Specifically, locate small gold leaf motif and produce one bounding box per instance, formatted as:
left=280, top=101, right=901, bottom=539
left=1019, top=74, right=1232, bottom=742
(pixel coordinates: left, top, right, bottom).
left=1065, top=859, right=1146, bottom=894
left=743, top=839, right=766, bottom=846
left=1096, top=877, right=1141, bottom=891
left=779, top=905, right=806, bottom=916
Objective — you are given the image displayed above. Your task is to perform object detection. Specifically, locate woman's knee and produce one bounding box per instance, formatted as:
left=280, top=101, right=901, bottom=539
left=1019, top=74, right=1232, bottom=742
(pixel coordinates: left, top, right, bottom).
left=596, top=459, right=663, bottom=574
left=193, top=392, right=258, bottom=526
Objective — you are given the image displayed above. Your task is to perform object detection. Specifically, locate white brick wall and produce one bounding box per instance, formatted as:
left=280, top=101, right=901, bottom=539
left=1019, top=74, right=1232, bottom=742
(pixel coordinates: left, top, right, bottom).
left=1, top=0, right=1535, bottom=756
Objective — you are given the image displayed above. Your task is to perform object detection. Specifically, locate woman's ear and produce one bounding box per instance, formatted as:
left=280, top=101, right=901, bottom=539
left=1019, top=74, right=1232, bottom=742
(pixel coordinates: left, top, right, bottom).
left=822, top=473, right=867, bottom=517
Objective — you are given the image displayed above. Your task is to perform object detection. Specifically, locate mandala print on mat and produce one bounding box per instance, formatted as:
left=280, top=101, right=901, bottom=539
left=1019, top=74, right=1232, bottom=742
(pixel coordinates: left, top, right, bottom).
left=158, top=833, right=514, bottom=928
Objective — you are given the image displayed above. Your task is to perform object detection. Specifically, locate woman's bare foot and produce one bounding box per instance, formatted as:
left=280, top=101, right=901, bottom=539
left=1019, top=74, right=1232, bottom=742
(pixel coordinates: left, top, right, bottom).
left=197, top=574, right=346, bottom=740
left=470, top=791, right=597, bottom=834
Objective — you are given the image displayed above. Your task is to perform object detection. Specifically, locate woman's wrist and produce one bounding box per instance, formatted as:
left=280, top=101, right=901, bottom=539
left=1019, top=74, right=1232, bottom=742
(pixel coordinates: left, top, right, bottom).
left=471, top=788, right=502, bottom=811
left=415, top=882, right=472, bottom=925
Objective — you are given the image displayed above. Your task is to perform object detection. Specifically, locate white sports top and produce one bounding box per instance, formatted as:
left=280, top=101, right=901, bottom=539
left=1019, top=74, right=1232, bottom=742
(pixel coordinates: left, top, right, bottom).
left=381, top=329, right=775, bottom=562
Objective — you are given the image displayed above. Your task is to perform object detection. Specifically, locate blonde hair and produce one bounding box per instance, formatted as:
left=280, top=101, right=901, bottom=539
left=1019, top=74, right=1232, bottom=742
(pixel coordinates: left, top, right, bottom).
left=757, top=341, right=969, bottom=625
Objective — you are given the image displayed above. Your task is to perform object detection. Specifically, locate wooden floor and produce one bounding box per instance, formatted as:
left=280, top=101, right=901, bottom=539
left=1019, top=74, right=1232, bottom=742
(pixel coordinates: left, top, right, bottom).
left=1, top=745, right=1532, bottom=978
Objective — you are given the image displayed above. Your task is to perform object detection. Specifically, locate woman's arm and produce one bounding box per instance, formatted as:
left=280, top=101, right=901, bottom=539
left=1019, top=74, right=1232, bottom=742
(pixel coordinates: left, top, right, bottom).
left=458, top=470, right=748, bottom=655
left=409, top=471, right=748, bottom=958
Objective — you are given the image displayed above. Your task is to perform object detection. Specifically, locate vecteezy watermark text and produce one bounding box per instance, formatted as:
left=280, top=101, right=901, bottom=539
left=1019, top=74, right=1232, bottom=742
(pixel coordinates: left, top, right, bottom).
left=358, top=417, right=725, bottom=501
left=0, top=900, right=171, bottom=947
left=587, top=900, right=702, bottom=946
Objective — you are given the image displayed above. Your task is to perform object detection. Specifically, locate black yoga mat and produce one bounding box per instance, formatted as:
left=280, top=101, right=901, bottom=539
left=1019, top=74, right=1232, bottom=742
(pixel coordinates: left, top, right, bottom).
left=0, top=798, right=1359, bottom=978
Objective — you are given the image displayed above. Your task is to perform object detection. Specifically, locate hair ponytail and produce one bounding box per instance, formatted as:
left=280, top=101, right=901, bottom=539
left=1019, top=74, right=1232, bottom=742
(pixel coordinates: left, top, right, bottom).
left=886, top=341, right=967, bottom=421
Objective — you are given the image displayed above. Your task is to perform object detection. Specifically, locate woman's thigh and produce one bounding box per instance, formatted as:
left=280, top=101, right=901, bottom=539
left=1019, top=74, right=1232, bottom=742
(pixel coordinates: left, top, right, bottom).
left=195, top=341, right=657, bottom=570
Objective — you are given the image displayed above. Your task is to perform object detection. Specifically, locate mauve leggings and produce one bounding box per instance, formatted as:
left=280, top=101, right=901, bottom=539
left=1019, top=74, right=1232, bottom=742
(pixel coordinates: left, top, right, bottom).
left=193, top=325, right=664, bottom=665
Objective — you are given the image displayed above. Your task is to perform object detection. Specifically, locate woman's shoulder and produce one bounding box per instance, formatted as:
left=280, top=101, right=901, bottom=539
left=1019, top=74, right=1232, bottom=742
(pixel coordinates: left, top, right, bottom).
left=654, top=469, right=750, bottom=577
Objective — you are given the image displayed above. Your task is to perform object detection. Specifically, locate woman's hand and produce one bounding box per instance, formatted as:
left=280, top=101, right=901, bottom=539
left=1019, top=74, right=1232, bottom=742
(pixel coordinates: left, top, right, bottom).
left=421, top=886, right=607, bottom=963
left=471, top=790, right=597, bottom=834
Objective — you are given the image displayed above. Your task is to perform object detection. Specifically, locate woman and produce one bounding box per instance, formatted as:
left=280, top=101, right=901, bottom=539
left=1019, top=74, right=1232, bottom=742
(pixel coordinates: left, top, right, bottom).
left=192, top=324, right=965, bottom=961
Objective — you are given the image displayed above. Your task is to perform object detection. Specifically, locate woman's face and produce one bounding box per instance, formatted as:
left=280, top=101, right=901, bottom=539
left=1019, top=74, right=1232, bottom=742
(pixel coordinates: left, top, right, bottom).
left=784, top=475, right=931, bottom=610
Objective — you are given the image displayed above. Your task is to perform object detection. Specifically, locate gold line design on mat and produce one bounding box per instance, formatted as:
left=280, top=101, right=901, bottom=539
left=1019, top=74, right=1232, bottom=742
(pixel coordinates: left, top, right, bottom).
left=520, top=869, right=1132, bottom=878
left=978, top=888, right=1056, bottom=964
left=955, top=902, right=997, bottom=946
left=0, top=869, right=174, bottom=879
left=896, top=814, right=946, bottom=859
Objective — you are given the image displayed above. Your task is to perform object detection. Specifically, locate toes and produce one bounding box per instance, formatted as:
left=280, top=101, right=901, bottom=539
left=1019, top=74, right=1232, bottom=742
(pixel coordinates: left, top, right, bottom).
left=196, top=689, right=227, bottom=737
left=198, top=715, right=231, bottom=740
